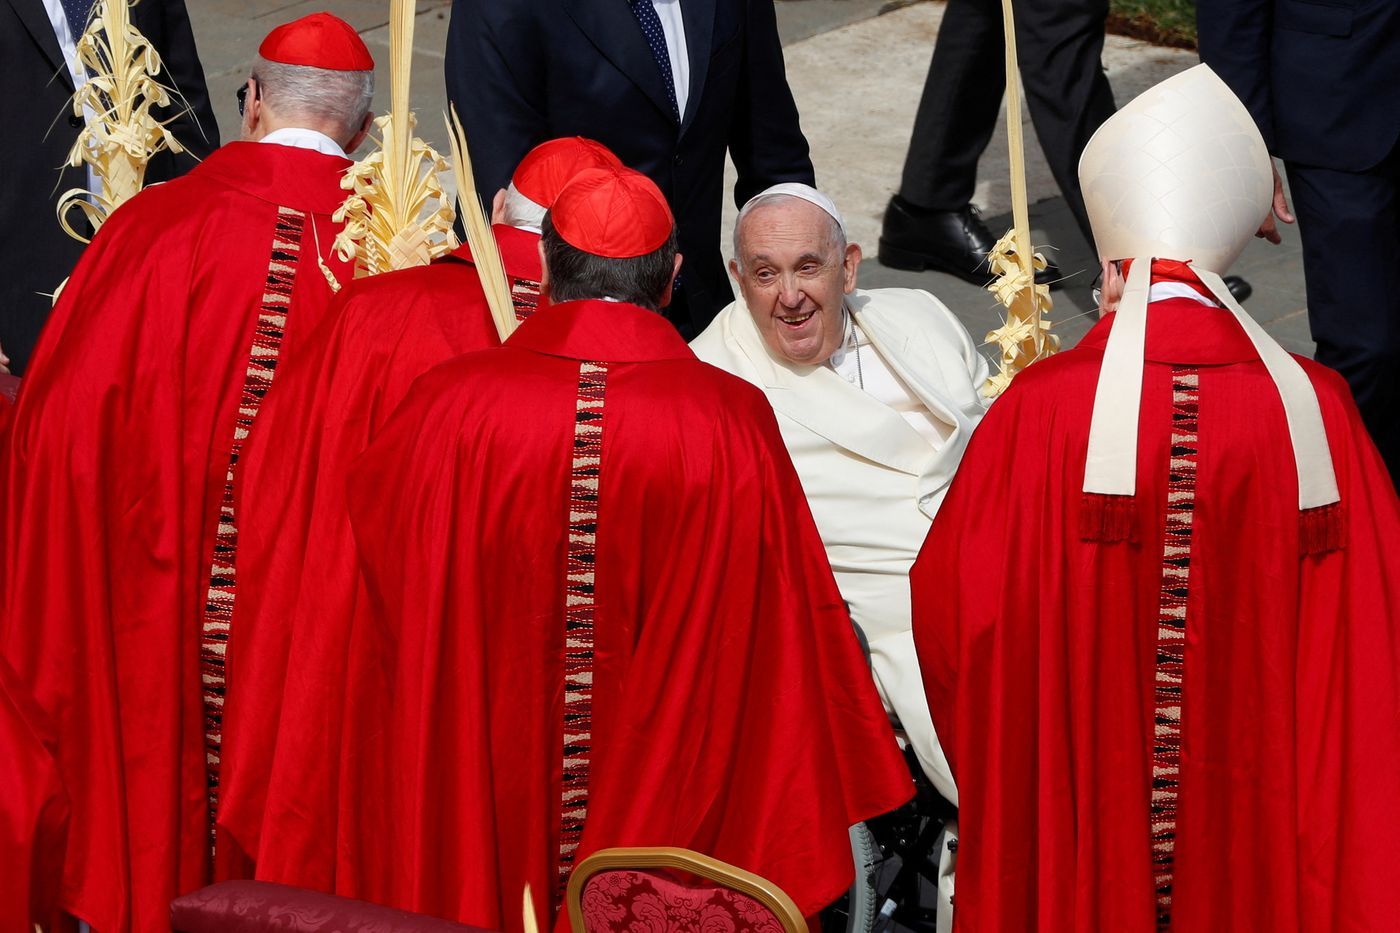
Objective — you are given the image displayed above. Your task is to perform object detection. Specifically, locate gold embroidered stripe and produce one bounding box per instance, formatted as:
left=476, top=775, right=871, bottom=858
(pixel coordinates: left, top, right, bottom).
left=511, top=277, right=541, bottom=322
left=557, top=360, right=608, bottom=903
left=199, top=206, right=305, bottom=830
left=1151, top=368, right=1199, bottom=930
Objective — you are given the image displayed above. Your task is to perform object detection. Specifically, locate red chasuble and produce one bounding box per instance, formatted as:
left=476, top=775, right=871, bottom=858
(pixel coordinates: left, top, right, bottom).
left=216, top=226, right=541, bottom=886
left=0, top=658, right=69, bottom=932
left=912, top=296, right=1400, bottom=932
left=340, top=299, right=913, bottom=928
left=0, top=142, right=354, bottom=933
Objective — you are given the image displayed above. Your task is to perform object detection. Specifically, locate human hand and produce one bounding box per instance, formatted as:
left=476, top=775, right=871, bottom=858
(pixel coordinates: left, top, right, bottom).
left=1257, top=161, right=1295, bottom=244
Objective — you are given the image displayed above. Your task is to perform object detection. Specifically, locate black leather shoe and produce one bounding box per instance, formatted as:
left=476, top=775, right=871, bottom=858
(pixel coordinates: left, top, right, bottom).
left=879, top=195, right=1062, bottom=289
left=1223, top=274, right=1252, bottom=303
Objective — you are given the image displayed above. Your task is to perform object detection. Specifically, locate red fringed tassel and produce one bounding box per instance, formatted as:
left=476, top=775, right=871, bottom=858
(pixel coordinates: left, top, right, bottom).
left=1080, top=493, right=1139, bottom=543
left=1299, top=502, right=1346, bottom=556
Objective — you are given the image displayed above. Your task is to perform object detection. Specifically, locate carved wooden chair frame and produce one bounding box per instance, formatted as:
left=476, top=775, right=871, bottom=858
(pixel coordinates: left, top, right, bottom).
left=564, top=846, right=807, bottom=933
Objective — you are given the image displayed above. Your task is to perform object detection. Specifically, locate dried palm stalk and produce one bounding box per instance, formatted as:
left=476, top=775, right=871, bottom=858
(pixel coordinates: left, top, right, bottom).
left=981, top=0, right=1059, bottom=398
left=56, top=0, right=190, bottom=244
left=446, top=104, right=517, bottom=341
left=332, top=0, right=456, bottom=277
left=522, top=885, right=540, bottom=933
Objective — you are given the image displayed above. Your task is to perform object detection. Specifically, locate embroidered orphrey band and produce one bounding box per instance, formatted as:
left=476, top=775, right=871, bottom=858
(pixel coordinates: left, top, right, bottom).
left=1150, top=367, right=1199, bottom=929
left=512, top=278, right=542, bottom=323
left=557, top=361, right=609, bottom=900
left=199, top=206, right=306, bottom=824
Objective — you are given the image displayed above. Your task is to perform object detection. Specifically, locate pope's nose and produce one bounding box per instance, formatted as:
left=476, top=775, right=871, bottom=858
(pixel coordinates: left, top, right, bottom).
left=776, top=276, right=805, bottom=310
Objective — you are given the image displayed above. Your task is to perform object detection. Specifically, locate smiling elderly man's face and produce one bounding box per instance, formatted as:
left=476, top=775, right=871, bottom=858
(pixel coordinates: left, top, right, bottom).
left=730, top=197, right=861, bottom=366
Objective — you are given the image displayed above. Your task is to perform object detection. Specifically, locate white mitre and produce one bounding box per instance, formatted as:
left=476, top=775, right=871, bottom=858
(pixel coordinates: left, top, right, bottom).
left=1077, top=63, right=1339, bottom=512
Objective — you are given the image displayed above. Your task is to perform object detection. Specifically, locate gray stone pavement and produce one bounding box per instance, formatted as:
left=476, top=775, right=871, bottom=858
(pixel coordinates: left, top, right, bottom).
left=183, top=0, right=1312, bottom=356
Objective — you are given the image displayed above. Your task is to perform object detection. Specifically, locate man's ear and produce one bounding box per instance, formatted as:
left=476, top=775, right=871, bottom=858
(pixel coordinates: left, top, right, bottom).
left=842, top=242, right=863, bottom=294
left=345, top=111, right=374, bottom=155
left=239, top=78, right=260, bottom=141
left=659, top=251, right=684, bottom=309
left=728, top=257, right=741, bottom=286
left=490, top=188, right=508, bottom=225
left=1098, top=258, right=1125, bottom=316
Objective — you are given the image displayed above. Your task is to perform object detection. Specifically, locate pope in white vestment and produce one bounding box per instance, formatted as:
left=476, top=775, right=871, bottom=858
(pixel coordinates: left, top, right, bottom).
left=692, top=185, right=988, bottom=809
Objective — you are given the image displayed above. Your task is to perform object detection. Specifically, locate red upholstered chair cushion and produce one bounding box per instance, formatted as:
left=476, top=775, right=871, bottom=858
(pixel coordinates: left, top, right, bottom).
left=579, top=869, right=787, bottom=933
left=170, top=881, right=489, bottom=933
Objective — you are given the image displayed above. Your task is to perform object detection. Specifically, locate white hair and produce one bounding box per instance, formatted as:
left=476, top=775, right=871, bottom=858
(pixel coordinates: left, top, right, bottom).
left=732, top=192, right=847, bottom=274
left=500, top=182, right=546, bottom=232
left=252, top=56, right=374, bottom=142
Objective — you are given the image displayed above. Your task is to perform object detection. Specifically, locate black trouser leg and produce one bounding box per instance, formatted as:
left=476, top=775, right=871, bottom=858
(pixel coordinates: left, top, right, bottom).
left=895, top=0, right=1113, bottom=248
left=1287, top=147, right=1400, bottom=488
left=1014, top=0, right=1116, bottom=247
left=896, top=0, right=1007, bottom=212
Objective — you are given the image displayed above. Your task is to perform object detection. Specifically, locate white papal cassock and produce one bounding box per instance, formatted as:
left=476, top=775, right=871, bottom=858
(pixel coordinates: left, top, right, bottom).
left=692, top=286, right=988, bottom=806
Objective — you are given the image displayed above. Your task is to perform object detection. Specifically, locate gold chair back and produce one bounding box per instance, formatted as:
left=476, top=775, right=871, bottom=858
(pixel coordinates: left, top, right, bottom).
left=565, top=847, right=807, bottom=933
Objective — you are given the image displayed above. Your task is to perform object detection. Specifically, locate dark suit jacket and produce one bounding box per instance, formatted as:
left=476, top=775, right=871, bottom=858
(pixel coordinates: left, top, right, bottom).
left=1, top=0, right=218, bottom=374
left=1198, top=0, right=1400, bottom=171
left=445, top=0, right=814, bottom=333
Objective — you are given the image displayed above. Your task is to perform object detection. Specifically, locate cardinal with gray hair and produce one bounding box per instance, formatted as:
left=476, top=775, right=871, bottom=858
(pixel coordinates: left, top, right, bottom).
left=0, top=13, right=379, bottom=930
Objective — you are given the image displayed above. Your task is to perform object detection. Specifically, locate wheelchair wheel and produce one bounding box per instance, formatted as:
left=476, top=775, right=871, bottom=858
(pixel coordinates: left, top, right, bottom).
left=846, top=822, right=881, bottom=933
left=818, top=822, right=882, bottom=933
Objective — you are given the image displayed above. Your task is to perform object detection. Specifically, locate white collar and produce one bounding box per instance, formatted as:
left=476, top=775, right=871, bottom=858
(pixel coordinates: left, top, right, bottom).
left=1148, top=281, right=1218, bottom=306
left=828, top=305, right=866, bottom=369
left=259, top=127, right=348, bottom=159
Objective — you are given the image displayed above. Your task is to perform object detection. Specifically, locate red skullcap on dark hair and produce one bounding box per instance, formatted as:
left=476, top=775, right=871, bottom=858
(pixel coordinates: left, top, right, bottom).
left=550, top=167, right=674, bottom=259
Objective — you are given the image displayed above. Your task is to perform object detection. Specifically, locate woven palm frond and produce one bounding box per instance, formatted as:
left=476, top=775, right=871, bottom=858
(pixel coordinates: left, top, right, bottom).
left=332, top=0, right=456, bottom=277
left=982, top=232, right=1059, bottom=398
left=981, top=0, right=1059, bottom=398
left=56, top=0, right=190, bottom=244
left=446, top=105, right=516, bottom=341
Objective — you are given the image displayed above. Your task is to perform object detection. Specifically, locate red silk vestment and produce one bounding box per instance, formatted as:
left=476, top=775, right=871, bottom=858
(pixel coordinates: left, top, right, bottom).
left=0, top=142, right=354, bottom=932
left=217, top=227, right=542, bottom=886
left=341, top=299, right=914, bottom=928
left=913, top=296, right=1400, bottom=932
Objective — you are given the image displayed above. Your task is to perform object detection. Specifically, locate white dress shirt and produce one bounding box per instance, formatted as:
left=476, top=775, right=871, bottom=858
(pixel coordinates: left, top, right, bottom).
left=651, top=0, right=690, bottom=119
left=259, top=127, right=349, bottom=159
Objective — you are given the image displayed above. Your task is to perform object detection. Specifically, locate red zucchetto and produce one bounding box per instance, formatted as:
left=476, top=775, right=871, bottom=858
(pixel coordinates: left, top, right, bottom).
left=259, top=12, right=375, bottom=72
left=513, top=138, right=622, bottom=209
left=550, top=166, right=674, bottom=258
